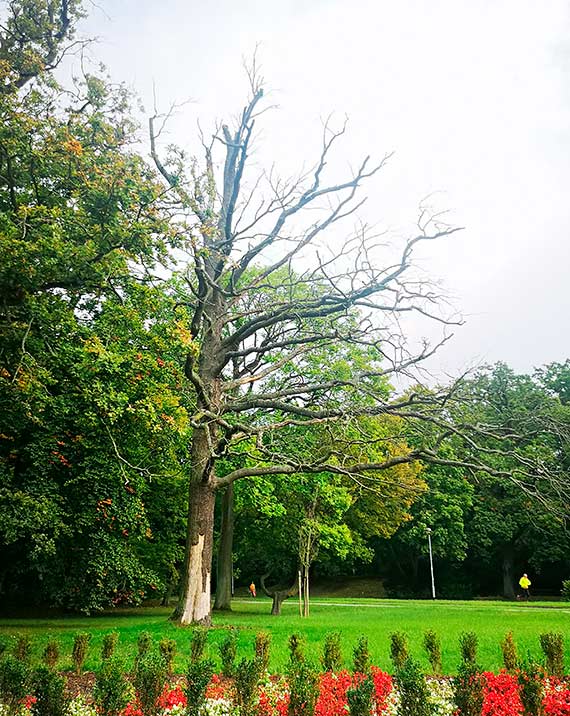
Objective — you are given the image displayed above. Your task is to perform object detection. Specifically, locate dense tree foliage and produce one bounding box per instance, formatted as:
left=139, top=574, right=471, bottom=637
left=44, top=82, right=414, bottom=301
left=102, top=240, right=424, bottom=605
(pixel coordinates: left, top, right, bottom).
left=370, top=364, right=570, bottom=598
left=0, top=1, right=189, bottom=611
left=229, top=364, right=570, bottom=601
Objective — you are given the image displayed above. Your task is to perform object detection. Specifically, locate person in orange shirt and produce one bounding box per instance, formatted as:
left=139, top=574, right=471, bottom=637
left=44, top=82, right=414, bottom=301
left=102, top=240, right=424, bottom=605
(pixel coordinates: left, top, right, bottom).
left=249, top=581, right=256, bottom=597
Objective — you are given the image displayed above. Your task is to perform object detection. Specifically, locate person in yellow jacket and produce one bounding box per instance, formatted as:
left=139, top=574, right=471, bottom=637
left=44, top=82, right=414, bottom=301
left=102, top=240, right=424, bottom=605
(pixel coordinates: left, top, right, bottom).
left=519, top=573, right=531, bottom=600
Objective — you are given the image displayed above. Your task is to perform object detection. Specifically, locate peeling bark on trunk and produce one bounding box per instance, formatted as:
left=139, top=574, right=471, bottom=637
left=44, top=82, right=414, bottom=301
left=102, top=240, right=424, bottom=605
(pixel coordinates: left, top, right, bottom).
left=172, top=426, right=217, bottom=625
left=214, top=483, right=234, bottom=611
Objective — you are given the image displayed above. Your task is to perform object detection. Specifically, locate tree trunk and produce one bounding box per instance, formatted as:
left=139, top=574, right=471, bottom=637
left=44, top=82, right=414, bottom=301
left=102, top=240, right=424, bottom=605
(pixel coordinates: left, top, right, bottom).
left=161, top=581, right=172, bottom=607
left=172, top=425, right=217, bottom=625
left=260, top=573, right=298, bottom=616
left=502, top=546, right=515, bottom=600
left=304, top=568, right=310, bottom=617
left=214, top=483, right=234, bottom=611
left=271, top=591, right=290, bottom=615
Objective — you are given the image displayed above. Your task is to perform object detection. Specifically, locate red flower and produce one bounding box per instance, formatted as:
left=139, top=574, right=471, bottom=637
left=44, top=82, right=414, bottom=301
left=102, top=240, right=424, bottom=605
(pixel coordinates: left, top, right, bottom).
left=158, top=685, right=187, bottom=709
left=205, top=673, right=228, bottom=700
left=482, top=672, right=523, bottom=716
left=544, top=679, right=570, bottom=716
left=315, top=670, right=352, bottom=716
left=123, top=703, right=142, bottom=716
left=371, top=668, right=393, bottom=715
left=312, top=669, right=393, bottom=716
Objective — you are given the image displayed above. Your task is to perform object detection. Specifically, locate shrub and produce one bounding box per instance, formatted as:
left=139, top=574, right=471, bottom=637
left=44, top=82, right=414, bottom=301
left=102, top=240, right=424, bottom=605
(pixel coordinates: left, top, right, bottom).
left=158, top=638, right=176, bottom=674
left=453, top=660, right=484, bottom=716
left=321, top=632, right=342, bottom=673
left=42, top=639, right=60, bottom=671
left=517, top=660, right=545, bottom=716
left=353, top=636, right=370, bottom=674
left=185, top=658, right=215, bottom=716
left=0, top=655, right=30, bottom=716
left=136, top=631, right=152, bottom=663
left=389, top=632, right=409, bottom=672
left=288, top=634, right=305, bottom=665
left=423, top=630, right=441, bottom=675
left=396, top=657, right=434, bottom=716
left=254, top=632, right=271, bottom=674
left=101, top=632, right=119, bottom=663
left=459, top=632, right=478, bottom=665
left=31, top=666, right=67, bottom=716
left=190, top=629, right=208, bottom=664
left=72, top=633, right=91, bottom=675
left=14, top=633, right=33, bottom=664
left=347, top=674, right=374, bottom=716
left=133, top=652, right=167, bottom=716
left=234, top=658, right=261, bottom=714
left=287, top=661, right=319, bottom=716
left=500, top=632, right=518, bottom=674
left=93, top=658, right=131, bottom=716
left=539, top=632, right=564, bottom=677
left=561, top=579, right=570, bottom=601
left=218, top=630, right=238, bottom=678
left=0, top=636, right=8, bottom=658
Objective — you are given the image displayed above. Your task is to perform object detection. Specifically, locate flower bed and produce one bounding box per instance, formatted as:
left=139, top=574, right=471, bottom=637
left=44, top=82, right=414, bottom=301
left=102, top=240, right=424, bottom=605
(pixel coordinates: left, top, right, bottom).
left=2, top=670, right=570, bottom=716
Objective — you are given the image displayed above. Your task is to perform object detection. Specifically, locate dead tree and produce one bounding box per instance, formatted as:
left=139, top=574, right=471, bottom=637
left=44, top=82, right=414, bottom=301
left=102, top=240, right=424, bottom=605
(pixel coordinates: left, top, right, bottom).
left=149, top=68, right=567, bottom=625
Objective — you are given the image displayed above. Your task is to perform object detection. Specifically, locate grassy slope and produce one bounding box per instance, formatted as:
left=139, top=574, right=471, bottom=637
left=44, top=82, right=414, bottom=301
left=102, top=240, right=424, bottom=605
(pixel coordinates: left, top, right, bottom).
left=1, top=597, right=569, bottom=674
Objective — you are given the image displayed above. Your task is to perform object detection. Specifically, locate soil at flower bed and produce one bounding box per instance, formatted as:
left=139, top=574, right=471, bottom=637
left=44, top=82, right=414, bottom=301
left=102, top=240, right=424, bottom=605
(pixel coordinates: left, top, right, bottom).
left=62, top=672, right=96, bottom=700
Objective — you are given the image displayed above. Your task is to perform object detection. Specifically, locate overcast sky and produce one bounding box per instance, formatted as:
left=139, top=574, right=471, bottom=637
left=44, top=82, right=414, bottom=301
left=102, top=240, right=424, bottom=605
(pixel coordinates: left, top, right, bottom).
left=81, top=0, right=570, bottom=379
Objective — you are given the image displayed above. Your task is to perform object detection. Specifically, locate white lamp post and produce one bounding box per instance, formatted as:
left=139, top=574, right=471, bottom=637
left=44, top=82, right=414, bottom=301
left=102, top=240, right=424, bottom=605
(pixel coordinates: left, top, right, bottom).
left=426, top=527, right=436, bottom=599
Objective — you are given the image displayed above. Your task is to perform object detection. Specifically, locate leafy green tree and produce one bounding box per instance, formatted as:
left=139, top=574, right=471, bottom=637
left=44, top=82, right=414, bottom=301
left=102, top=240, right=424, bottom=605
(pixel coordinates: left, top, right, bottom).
left=536, top=360, right=570, bottom=406
left=0, top=1, right=189, bottom=610
left=0, top=284, right=190, bottom=610
left=376, top=364, right=570, bottom=599
left=459, top=364, right=569, bottom=598
left=377, top=458, right=473, bottom=596
left=231, top=416, right=424, bottom=612
left=0, top=0, right=84, bottom=93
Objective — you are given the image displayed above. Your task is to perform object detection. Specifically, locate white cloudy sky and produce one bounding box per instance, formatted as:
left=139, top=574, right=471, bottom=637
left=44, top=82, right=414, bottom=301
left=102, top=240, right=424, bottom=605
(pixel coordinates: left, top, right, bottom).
left=80, top=0, right=570, bottom=378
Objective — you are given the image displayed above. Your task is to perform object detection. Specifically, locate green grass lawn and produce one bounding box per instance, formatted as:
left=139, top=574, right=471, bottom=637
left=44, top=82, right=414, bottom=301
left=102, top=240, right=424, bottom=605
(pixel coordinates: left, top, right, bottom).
left=1, top=597, right=569, bottom=675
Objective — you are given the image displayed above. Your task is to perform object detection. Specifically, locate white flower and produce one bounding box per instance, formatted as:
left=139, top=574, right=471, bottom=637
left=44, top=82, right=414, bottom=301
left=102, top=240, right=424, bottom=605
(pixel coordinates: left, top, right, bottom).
left=426, top=678, right=456, bottom=716
left=162, top=705, right=187, bottom=716
left=67, top=697, right=97, bottom=716
left=384, top=687, right=400, bottom=716
left=200, top=697, right=236, bottom=716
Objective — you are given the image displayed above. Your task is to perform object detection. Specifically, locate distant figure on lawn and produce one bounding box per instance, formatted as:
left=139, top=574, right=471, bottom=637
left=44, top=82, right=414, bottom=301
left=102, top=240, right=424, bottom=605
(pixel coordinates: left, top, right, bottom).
left=249, top=581, right=257, bottom=597
left=518, top=573, right=531, bottom=600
